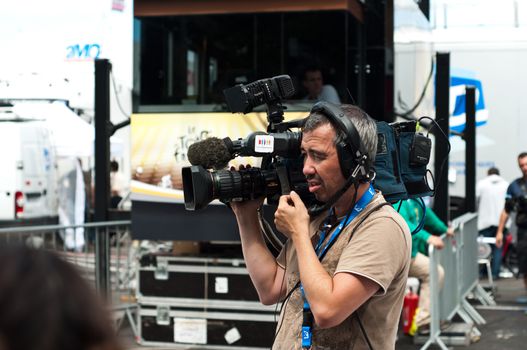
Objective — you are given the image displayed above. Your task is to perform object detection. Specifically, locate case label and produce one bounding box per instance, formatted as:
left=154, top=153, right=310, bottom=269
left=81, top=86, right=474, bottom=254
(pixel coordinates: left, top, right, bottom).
left=224, top=327, right=242, bottom=344
left=215, top=276, right=229, bottom=294
left=174, top=318, right=207, bottom=344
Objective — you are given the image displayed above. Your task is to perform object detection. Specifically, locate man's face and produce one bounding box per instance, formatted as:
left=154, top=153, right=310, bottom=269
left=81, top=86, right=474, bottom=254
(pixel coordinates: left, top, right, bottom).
left=303, top=70, right=323, bottom=98
left=301, top=124, right=346, bottom=202
left=519, top=156, right=527, bottom=178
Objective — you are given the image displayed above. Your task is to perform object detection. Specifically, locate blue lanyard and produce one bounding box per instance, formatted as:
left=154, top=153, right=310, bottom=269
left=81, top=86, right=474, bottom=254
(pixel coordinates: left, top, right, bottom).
left=314, top=184, right=375, bottom=258
left=301, top=184, right=375, bottom=348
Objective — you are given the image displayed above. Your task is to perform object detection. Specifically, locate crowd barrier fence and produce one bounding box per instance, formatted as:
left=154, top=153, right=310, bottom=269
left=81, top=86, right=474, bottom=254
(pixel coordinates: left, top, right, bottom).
left=420, top=212, right=494, bottom=350
left=0, top=221, right=138, bottom=338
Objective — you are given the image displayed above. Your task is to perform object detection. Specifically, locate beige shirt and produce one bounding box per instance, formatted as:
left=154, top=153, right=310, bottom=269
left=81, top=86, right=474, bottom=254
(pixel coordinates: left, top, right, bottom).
left=274, top=193, right=411, bottom=350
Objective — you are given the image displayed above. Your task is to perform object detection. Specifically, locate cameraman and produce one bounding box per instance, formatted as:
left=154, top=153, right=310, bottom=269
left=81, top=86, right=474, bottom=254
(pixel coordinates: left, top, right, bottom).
left=497, top=152, right=527, bottom=291
left=231, top=104, right=411, bottom=349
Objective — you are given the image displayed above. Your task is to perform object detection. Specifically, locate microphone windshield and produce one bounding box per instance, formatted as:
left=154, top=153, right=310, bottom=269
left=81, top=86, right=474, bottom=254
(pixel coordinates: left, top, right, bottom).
left=187, top=137, right=232, bottom=170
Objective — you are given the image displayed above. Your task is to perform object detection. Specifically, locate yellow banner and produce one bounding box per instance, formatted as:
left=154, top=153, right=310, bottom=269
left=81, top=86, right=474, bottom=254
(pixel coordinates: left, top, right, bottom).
left=131, top=111, right=308, bottom=202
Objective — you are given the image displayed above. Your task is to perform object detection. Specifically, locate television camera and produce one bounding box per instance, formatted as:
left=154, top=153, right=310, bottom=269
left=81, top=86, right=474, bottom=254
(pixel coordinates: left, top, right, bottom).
left=182, top=75, right=433, bottom=214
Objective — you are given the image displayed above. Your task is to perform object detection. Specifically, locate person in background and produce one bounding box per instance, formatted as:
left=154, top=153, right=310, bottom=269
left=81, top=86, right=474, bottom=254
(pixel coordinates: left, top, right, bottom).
left=497, top=152, right=527, bottom=292
left=58, top=158, right=86, bottom=251
left=399, top=198, right=454, bottom=334
left=476, top=167, right=509, bottom=279
left=110, top=160, right=126, bottom=209
left=302, top=66, right=341, bottom=104
left=0, top=245, right=123, bottom=350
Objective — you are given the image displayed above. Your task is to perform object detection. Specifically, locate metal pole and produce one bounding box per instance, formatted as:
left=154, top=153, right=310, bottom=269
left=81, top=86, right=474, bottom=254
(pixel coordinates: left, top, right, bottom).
left=434, top=52, right=450, bottom=223
left=465, top=86, right=477, bottom=213
left=94, top=58, right=111, bottom=298
left=356, top=20, right=365, bottom=108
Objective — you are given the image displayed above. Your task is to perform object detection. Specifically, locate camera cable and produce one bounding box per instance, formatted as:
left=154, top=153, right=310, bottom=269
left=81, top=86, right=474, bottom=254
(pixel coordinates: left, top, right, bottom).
left=418, top=116, right=451, bottom=197
left=258, top=206, right=284, bottom=253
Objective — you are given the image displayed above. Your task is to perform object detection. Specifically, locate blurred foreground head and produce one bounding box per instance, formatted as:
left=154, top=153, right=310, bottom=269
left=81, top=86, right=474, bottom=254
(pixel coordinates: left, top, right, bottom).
left=0, top=245, right=122, bottom=350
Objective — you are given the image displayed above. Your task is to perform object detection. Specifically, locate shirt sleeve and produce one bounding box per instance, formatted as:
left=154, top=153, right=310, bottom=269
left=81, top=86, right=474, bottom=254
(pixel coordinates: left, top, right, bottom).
left=413, top=228, right=431, bottom=246
left=424, top=207, right=447, bottom=235
left=335, top=216, right=410, bottom=295
left=506, top=182, right=514, bottom=198
left=504, top=182, right=515, bottom=213
left=320, top=85, right=341, bottom=104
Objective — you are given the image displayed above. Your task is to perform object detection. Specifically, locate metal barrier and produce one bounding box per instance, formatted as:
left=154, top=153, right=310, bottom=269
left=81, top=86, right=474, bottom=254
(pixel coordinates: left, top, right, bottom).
left=421, top=212, right=494, bottom=350
left=0, top=221, right=138, bottom=337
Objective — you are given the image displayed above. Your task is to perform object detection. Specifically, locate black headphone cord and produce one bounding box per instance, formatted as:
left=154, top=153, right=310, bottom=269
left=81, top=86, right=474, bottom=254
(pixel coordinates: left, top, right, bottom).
left=271, top=247, right=293, bottom=349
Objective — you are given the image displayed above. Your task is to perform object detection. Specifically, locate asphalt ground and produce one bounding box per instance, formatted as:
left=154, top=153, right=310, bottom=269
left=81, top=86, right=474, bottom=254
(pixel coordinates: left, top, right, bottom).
left=396, top=277, right=527, bottom=350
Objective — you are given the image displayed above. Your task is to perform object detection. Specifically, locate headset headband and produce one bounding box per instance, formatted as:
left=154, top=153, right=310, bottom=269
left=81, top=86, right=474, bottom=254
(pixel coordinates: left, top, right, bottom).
left=310, top=101, right=366, bottom=160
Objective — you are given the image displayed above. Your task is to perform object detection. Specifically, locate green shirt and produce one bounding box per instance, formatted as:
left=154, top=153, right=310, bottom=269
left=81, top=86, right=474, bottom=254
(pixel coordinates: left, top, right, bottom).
left=398, top=199, right=448, bottom=258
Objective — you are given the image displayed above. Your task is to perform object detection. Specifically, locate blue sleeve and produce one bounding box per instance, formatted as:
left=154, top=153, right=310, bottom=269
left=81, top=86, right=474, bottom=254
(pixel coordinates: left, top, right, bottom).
left=505, top=181, right=517, bottom=213
left=506, top=182, right=514, bottom=198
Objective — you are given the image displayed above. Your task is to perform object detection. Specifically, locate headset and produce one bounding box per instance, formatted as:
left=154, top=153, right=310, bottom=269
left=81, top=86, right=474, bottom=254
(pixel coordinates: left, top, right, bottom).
left=309, top=101, right=372, bottom=182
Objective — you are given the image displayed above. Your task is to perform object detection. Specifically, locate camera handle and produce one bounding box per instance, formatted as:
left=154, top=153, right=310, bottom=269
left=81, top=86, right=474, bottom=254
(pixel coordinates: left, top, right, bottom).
left=275, top=161, right=292, bottom=195
left=260, top=155, right=292, bottom=197
left=266, top=101, right=286, bottom=133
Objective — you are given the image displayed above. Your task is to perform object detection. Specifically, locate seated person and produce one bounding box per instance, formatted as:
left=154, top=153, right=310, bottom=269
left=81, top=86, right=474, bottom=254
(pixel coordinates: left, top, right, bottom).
left=302, top=66, right=341, bottom=104
left=399, top=199, right=453, bottom=334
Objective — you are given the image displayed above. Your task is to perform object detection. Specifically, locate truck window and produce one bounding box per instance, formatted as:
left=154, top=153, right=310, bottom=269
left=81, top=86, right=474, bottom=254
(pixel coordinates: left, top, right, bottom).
left=135, top=11, right=360, bottom=112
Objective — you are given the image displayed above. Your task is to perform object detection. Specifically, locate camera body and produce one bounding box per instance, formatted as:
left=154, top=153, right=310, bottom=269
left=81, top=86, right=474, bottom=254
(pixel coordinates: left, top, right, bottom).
left=182, top=75, right=433, bottom=211
left=223, top=75, right=295, bottom=115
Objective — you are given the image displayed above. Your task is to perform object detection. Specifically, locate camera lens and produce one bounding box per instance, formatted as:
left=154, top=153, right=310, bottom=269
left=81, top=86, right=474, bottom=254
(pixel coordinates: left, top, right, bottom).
left=182, top=166, right=280, bottom=210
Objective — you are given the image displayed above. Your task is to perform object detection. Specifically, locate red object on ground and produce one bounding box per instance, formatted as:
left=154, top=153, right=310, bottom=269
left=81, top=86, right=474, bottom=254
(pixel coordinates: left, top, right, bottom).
left=502, top=233, right=513, bottom=258
left=402, top=288, right=419, bottom=334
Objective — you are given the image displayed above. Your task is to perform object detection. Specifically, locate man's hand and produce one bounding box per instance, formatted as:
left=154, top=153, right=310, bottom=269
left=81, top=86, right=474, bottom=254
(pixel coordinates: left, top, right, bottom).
left=274, top=191, right=310, bottom=241
left=446, top=226, right=455, bottom=237
left=496, top=230, right=504, bottom=248
left=228, top=165, right=265, bottom=217
left=496, top=210, right=509, bottom=249
left=229, top=196, right=265, bottom=217
left=427, top=235, right=444, bottom=250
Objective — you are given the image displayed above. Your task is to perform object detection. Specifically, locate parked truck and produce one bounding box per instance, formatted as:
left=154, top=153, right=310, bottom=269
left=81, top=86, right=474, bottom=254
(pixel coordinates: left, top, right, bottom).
left=0, top=105, right=59, bottom=226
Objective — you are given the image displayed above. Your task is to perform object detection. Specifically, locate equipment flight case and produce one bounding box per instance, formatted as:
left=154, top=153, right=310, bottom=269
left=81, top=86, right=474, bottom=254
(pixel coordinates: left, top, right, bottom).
left=136, top=253, right=280, bottom=348
left=138, top=253, right=261, bottom=302
left=138, top=300, right=278, bottom=349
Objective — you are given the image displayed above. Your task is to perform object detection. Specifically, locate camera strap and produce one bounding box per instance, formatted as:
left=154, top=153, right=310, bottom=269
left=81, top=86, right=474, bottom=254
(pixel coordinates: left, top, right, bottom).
left=300, top=184, right=375, bottom=349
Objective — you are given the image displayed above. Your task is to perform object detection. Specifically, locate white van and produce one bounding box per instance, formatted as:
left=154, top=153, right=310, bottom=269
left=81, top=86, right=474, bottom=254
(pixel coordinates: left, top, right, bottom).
left=0, top=107, right=59, bottom=226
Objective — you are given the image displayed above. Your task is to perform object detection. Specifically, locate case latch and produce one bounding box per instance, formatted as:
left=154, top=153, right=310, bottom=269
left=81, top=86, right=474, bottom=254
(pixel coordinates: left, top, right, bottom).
left=156, top=305, right=170, bottom=325
left=154, top=257, right=169, bottom=280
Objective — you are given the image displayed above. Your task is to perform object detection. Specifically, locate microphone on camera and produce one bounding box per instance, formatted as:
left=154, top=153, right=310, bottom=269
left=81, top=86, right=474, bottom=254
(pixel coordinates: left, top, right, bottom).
left=187, top=132, right=302, bottom=170
left=187, top=137, right=234, bottom=170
